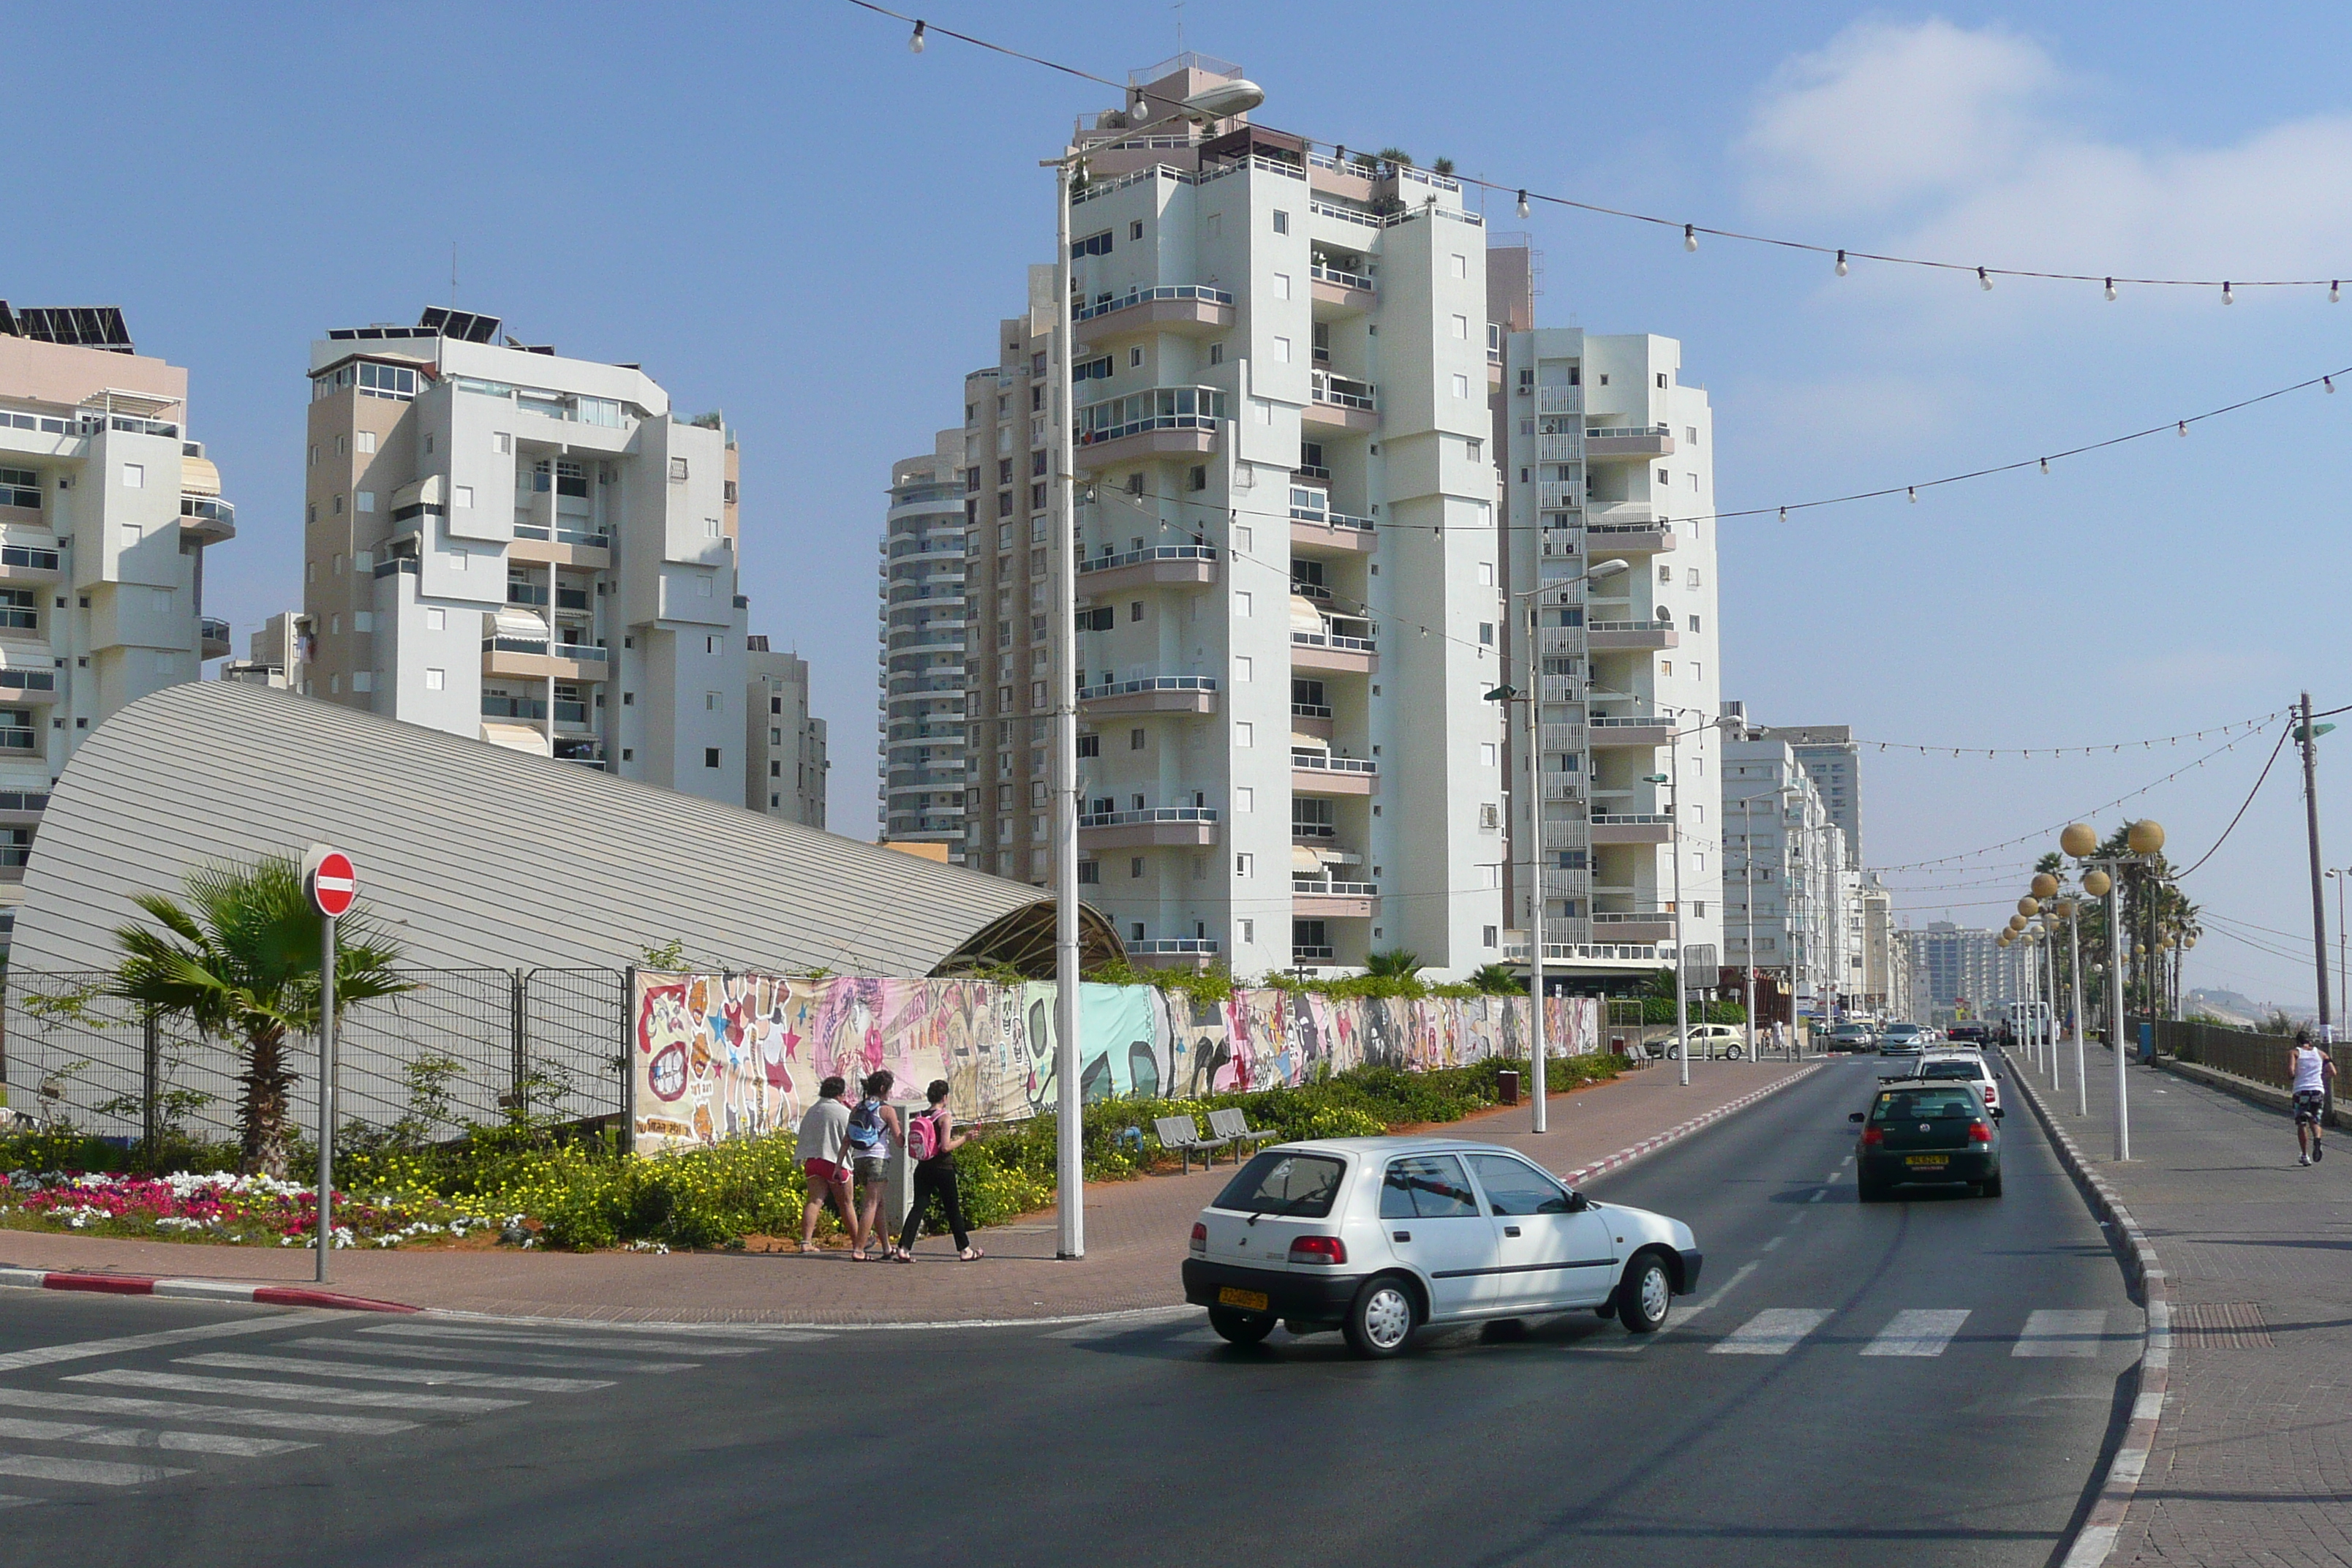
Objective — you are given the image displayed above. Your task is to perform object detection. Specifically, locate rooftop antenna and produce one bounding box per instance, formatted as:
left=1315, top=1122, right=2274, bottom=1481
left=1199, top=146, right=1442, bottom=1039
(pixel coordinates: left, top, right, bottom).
left=1173, top=0, right=1183, bottom=52
left=450, top=243, right=459, bottom=309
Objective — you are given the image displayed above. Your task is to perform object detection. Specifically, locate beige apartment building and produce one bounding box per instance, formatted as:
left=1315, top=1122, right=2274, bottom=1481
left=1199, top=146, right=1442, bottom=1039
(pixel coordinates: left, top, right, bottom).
left=0, top=305, right=236, bottom=943
left=747, top=636, right=827, bottom=828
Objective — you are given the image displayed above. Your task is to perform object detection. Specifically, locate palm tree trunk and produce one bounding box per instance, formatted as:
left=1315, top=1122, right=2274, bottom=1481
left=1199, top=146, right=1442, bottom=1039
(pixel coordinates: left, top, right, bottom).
left=241, top=1022, right=296, bottom=1178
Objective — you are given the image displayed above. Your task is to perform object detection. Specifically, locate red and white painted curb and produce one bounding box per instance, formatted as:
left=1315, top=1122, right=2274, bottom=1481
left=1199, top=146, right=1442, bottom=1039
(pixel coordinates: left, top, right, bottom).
left=0, top=1267, right=417, bottom=1314
left=2005, top=1055, right=2168, bottom=1568
left=1561, top=1062, right=1825, bottom=1188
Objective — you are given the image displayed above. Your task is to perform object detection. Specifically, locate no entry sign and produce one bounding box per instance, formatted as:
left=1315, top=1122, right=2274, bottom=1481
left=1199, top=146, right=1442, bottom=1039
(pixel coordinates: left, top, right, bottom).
left=303, top=845, right=357, bottom=919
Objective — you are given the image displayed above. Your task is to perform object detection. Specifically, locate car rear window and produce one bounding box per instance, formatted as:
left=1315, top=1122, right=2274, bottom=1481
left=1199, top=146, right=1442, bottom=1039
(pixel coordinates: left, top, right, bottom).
left=1213, top=1152, right=1347, bottom=1218
left=1872, top=1088, right=1982, bottom=1121
left=1920, top=1060, right=1985, bottom=1080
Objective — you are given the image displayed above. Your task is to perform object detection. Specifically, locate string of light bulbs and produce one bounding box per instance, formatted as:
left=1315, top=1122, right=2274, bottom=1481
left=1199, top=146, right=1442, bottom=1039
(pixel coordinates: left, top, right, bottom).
left=854, top=0, right=2352, bottom=298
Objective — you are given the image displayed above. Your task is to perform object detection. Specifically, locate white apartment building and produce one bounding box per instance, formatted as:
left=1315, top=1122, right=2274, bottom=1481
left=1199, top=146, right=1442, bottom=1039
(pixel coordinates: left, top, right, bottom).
left=948, top=55, right=1506, bottom=979
left=1908, top=920, right=2016, bottom=1024
left=0, top=305, right=236, bottom=935
left=1755, top=723, right=1862, bottom=866
left=220, top=611, right=306, bottom=689
left=878, top=433, right=969, bottom=859
left=1497, top=312, right=1722, bottom=979
left=302, top=309, right=751, bottom=805
left=747, top=637, right=827, bottom=828
left=1722, top=731, right=1842, bottom=1013
left=1859, top=874, right=1916, bottom=1019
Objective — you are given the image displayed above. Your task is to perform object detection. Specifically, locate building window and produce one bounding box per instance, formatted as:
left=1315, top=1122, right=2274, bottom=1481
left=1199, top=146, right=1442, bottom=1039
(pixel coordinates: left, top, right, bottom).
left=121, top=524, right=144, bottom=549
left=1077, top=734, right=1100, bottom=758
left=1273, top=336, right=1292, bottom=363
left=1128, top=346, right=1144, bottom=369
left=706, top=516, right=722, bottom=538
left=1235, top=721, right=1253, bottom=748
left=453, top=485, right=474, bottom=508
left=705, top=691, right=721, bottom=711
left=670, top=457, right=690, bottom=482
left=1451, top=314, right=1469, bottom=339
left=704, top=747, right=721, bottom=769
left=121, top=462, right=144, bottom=490
left=1235, top=786, right=1253, bottom=813
left=1236, top=853, right=1254, bottom=877
left=1452, top=374, right=1470, bottom=399
left=1079, top=860, right=1100, bottom=885
left=1130, top=857, right=1145, bottom=879
left=1656, top=372, right=1669, bottom=388
left=357, top=491, right=376, bottom=513
left=1272, top=210, right=1289, bottom=234
left=1208, top=342, right=1224, bottom=366
left=352, top=671, right=372, bottom=693
left=1479, top=622, right=1494, bottom=645
left=1481, top=743, right=1497, bottom=767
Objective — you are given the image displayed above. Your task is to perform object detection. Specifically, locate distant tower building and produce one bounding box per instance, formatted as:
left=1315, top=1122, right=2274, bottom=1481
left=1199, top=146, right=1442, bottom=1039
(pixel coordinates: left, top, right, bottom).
left=1754, top=723, right=1861, bottom=867
left=747, top=636, right=826, bottom=828
left=877, top=432, right=968, bottom=861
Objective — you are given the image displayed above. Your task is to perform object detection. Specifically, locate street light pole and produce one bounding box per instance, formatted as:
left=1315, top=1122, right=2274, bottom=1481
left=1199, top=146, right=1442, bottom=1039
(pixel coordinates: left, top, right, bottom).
left=1048, top=147, right=1083, bottom=1260
left=2300, top=693, right=2333, bottom=1038
left=1739, top=794, right=1756, bottom=1061
left=1670, top=722, right=1689, bottom=1088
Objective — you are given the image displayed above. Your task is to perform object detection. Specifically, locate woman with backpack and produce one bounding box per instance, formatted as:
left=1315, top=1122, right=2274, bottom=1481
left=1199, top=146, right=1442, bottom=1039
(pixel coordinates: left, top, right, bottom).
left=894, top=1078, right=983, bottom=1263
left=844, top=1070, right=901, bottom=1262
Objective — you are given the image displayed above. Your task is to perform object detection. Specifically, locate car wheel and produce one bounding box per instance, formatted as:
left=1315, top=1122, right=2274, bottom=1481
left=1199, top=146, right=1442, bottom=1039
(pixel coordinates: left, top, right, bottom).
left=1982, top=1172, right=2003, bottom=1199
left=1207, top=1305, right=1276, bottom=1346
left=1616, top=1252, right=1673, bottom=1334
left=1725, top=1042, right=1744, bottom=1060
left=1664, top=1041, right=1681, bottom=1060
left=1343, top=1276, right=1419, bottom=1358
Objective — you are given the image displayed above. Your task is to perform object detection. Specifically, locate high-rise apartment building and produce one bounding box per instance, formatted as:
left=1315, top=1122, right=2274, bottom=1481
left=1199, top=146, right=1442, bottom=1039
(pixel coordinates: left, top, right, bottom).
left=1858, top=874, right=1915, bottom=1019
left=943, top=56, right=1506, bottom=978
left=878, top=433, right=969, bottom=859
left=1908, top=921, right=2013, bottom=1024
left=1754, top=723, right=1861, bottom=867
left=0, top=305, right=236, bottom=926
left=1496, top=304, right=1722, bottom=976
left=747, top=636, right=827, bottom=828
left=1722, top=731, right=1840, bottom=1010
left=302, top=309, right=752, bottom=805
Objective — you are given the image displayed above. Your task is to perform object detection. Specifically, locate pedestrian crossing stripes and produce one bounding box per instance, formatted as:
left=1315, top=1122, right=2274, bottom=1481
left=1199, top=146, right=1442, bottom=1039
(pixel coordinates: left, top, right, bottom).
left=0, top=1416, right=310, bottom=1457
left=178, top=1352, right=614, bottom=1393
left=67, top=1370, right=526, bottom=1414
left=2013, top=1309, right=2106, bottom=1357
left=279, top=1335, right=698, bottom=1374
left=1862, top=1310, right=1972, bottom=1358
left=1711, top=1308, right=1834, bottom=1354
left=355, top=1323, right=766, bottom=1357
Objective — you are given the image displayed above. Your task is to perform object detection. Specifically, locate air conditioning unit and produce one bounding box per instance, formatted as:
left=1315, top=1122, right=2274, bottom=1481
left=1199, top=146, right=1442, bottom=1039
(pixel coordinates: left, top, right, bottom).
left=1478, top=802, right=1501, bottom=829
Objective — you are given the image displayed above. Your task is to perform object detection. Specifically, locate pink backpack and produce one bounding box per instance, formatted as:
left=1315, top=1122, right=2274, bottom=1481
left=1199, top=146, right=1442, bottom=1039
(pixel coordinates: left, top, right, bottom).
left=908, top=1107, right=943, bottom=1161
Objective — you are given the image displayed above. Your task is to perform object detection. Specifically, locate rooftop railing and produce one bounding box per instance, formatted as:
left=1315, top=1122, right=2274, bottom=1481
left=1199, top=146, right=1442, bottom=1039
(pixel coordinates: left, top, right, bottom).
left=1073, top=285, right=1234, bottom=324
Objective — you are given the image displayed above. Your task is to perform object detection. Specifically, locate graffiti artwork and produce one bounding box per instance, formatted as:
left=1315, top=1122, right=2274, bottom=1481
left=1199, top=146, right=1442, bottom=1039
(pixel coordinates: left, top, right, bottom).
left=630, top=974, right=1606, bottom=1155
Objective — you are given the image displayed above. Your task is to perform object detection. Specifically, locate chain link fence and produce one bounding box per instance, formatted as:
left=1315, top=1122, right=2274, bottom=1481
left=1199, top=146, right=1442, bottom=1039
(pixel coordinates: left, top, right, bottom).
left=0, top=968, right=628, bottom=1145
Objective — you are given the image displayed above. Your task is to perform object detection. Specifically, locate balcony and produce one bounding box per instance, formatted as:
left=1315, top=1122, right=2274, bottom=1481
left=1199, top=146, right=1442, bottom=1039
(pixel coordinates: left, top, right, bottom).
left=1537, top=481, right=1581, bottom=511
left=1583, top=424, right=1675, bottom=460
left=1586, top=620, right=1679, bottom=652
left=1291, top=629, right=1377, bottom=676
left=1537, top=434, right=1584, bottom=462
left=0, top=667, right=59, bottom=703
left=1540, top=528, right=1584, bottom=559
left=1591, top=813, right=1675, bottom=845
left=1536, top=387, right=1582, bottom=415
left=1294, top=878, right=1377, bottom=919
left=199, top=617, right=231, bottom=660
left=1540, top=675, right=1581, bottom=704
left=1077, top=806, right=1220, bottom=849
left=1583, top=521, right=1676, bottom=555
left=1128, top=938, right=1222, bottom=972
left=1537, top=626, right=1583, bottom=657
left=1292, top=945, right=1338, bottom=963
left=1292, top=749, right=1378, bottom=796
left=1306, top=372, right=1379, bottom=432
left=177, top=494, right=236, bottom=546
left=1076, top=674, right=1218, bottom=717
left=1072, top=285, right=1234, bottom=336
left=1310, top=264, right=1376, bottom=314
left=1288, top=489, right=1378, bottom=554
left=1077, top=545, right=1218, bottom=594
left=481, top=636, right=611, bottom=681
left=0, top=545, right=60, bottom=587
left=1587, top=715, right=1676, bottom=747
left=1075, top=386, right=1226, bottom=466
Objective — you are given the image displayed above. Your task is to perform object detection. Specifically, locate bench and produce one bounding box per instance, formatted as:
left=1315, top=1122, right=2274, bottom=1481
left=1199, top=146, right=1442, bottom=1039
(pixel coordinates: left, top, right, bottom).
left=1206, top=1107, right=1278, bottom=1157
left=1153, top=1115, right=1234, bottom=1175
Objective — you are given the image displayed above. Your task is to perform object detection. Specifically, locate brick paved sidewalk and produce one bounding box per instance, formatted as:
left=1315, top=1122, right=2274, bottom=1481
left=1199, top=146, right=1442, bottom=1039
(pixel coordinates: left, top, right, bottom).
left=0, top=1059, right=1811, bottom=1327
left=2027, top=1038, right=2352, bottom=1567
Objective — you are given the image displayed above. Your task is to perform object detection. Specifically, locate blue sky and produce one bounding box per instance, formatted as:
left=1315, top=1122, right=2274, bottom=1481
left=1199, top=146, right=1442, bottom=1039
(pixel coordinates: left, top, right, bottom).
left=12, top=3, right=2351, bottom=1005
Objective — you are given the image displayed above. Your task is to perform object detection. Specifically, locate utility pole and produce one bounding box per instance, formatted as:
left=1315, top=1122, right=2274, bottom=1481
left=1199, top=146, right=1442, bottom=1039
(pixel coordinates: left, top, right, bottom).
left=1048, top=148, right=1083, bottom=1259
left=1524, top=589, right=1548, bottom=1132
left=2301, top=692, right=2332, bottom=1037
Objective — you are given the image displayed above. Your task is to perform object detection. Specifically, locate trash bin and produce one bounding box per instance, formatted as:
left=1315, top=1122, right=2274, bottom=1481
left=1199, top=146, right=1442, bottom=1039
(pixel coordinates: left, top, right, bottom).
left=1496, top=1069, right=1520, bottom=1106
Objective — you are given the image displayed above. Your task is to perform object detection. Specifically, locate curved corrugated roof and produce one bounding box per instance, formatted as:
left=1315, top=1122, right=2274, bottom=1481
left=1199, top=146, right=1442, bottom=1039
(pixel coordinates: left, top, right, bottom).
left=10, top=682, right=1066, bottom=979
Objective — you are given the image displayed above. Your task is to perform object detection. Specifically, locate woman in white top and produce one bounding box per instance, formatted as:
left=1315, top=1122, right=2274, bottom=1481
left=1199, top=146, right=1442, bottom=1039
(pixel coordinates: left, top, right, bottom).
left=2291, top=1030, right=2335, bottom=1166
left=846, top=1070, right=902, bottom=1262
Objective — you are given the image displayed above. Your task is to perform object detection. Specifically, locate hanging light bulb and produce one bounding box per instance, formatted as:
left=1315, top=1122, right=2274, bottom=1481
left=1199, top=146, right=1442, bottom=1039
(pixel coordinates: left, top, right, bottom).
left=2333, top=281, right=2342, bottom=303
left=1684, top=224, right=1697, bottom=252
left=2104, top=277, right=2117, bottom=302
left=2222, top=282, right=2234, bottom=305
left=1907, top=486, right=1918, bottom=503
left=2327, top=376, right=2337, bottom=394
left=1517, top=189, right=1530, bottom=219
left=1978, top=266, right=1993, bottom=291
left=1778, top=506, right=1787, bottom=524
left=908, top=19, right=927, bottom=53
left=1835, top=249, right=1848, bottom=278
left=2039, top=457, right=2049, bottom=475
left=2177, top=421, right=2188, bottom=437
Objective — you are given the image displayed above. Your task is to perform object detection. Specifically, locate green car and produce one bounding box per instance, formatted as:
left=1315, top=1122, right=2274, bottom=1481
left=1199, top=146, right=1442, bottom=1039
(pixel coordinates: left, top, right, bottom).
left=1850, top=1082, right=2002, bottom=1200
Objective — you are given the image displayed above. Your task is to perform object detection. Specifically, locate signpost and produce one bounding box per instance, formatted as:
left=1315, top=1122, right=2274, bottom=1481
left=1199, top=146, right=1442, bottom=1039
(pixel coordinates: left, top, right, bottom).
left=302, top=845, right=355, bottom=1284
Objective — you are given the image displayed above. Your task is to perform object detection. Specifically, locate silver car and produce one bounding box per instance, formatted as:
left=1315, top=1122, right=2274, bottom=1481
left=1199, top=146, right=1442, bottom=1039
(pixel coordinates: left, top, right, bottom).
left=1183, top=1136, right=1703, bottom=1357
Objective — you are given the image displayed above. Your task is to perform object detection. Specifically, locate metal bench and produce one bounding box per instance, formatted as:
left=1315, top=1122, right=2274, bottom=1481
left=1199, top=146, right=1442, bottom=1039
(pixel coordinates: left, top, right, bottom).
left=1153, top=1115, right=1234, bottom=1174
left=1206, top=1107, right=1277, bottom=1157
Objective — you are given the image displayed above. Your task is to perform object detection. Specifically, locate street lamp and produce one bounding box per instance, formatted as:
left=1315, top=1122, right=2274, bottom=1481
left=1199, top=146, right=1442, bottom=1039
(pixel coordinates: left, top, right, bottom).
left=2065, top=820, right=2163, bottom=1160
left=2329, top=869, right=2351, bottom=1041
left=1641, top=761, right=1693, bottom=1089
left=1733, top=785, right=1803, bottom=1063
left=1489, top=555, right=1629, bottom=1132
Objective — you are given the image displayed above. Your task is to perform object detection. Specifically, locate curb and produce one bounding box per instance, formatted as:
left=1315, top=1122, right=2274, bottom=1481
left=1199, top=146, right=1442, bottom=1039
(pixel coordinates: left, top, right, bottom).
left=2002, top=1050, right=2168, bottom=1568
left=0, top=1267, right=419, bottom=1314
left=1563, top=1062, right=1826, bottom=1188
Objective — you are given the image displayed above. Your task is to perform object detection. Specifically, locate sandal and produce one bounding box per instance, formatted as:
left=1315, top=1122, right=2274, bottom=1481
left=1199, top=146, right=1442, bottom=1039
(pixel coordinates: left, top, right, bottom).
left=959, top=1245, right=985, bottom=1262
left=850, top=1248, right=870, bottom=1262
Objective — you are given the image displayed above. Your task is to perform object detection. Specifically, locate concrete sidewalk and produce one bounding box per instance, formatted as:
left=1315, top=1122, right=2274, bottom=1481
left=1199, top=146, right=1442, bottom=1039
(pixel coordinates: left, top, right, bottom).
left=0, top=1058, right=1814, bottom=1327
left=2022, top=1037, right=2352, bottom=1566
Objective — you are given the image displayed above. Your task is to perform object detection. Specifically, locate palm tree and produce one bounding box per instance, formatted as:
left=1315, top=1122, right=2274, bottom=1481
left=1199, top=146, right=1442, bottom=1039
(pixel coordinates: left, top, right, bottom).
left=105, top=855, right=412, bottom=1177
left=1467, top=962, right=1520, bottom=996
left=1365, top=949, right=1423, bottom=982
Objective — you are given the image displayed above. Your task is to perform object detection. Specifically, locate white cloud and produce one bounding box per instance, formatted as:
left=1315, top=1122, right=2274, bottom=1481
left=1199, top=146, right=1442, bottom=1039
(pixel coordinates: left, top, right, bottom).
left=1741, top=19, right=2352, bottom=287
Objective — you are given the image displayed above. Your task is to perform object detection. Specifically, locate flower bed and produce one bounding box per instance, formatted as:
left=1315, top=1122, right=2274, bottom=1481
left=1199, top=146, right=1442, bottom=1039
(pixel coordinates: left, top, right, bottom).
left=0, top=1169, right=496, bottom=1249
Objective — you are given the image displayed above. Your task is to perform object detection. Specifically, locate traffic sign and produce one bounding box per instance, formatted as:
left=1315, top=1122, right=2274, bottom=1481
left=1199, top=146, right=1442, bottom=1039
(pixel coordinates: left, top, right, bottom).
left=303, top=845, right=356, bottom=919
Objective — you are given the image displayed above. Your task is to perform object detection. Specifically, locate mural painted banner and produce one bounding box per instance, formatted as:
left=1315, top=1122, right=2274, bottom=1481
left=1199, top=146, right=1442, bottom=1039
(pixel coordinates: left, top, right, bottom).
left=628, top=972, right=1602, bottom=1156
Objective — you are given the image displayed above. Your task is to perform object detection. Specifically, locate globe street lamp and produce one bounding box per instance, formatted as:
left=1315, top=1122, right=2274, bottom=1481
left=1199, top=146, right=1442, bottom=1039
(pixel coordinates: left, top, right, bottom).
left=2065, top=821, right=2163, bottom=1159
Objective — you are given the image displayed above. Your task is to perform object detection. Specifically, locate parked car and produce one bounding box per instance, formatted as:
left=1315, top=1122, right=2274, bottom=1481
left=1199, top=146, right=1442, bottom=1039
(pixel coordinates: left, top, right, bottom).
left=1828, top=1022, right=1877, bottom=1053
left=1665, top=1023, right=1746, bottom=1060
left=1183, top=1137, right=1704, bottom=1357
left=1851, top=1082, right=2002, bottom=1199
left=1913, top=1049, right=2004, bottom=1116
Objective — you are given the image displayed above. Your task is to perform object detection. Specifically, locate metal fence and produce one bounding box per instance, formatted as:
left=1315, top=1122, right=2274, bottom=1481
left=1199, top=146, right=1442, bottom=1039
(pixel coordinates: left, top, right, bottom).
left=0, top=968, right=627, bottom=1145
left=2148, top=1017, right=2349, bottom=1089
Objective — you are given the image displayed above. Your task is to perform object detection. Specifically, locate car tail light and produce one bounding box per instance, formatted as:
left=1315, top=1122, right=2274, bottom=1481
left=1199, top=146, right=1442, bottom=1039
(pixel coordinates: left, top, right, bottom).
left=1983, top=1086, right=1997, bottom=1104
left=1861, top=1126, right=1885, bottom=1146
left=1190, top=1222, right=1207, bottom=1255
left=1967, top=1122, right=1994, bottom=1143
left=1288, top=1235, right=1348, bottom=1266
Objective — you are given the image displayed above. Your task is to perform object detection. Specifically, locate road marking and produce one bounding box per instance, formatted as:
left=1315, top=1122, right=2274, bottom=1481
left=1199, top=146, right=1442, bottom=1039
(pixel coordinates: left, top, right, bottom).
left=68, top=1370, right=524, bottom=1414
left=1711, top=1308, right=1832, bottom=1355
left=1761, top=1235, right=1785, bottom=1251
left=358, top=1323, right=764, bottom=1357
left=422, top=1318, right=826, bottom=1344
left=1861, top=1309, right=1971, bottom=1357
left=0, top=1315, right=311, bottom=1374
left=0, top=1496, right=35, bottom=1510
left=179, top=1353, right=613, bottom=1393
left=0, top=1417, right=310, bottom=1457
left=282, top=1336, right=696, bottom=1375
left=0, top=1387, right=412, bottom=1435
left=0, top=1452, right=188, bottom=1486
left=1824, top=1169, right=1842, bottom=1182
left=1045, top=1307, right=1196, bottom=1341
left=2013, top=1309, right=2106, bottom=1357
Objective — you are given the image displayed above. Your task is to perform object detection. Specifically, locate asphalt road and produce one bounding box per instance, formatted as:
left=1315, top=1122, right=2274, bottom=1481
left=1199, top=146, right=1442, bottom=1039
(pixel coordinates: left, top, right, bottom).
left=0, top=1055, right=2137, bottom=1567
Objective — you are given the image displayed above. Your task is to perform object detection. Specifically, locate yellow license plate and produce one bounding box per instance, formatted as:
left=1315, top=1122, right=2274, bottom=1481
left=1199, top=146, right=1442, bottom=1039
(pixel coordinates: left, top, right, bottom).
left=1904, top=1155, right=1949, bottom=1167
left=1218, top=1286, right=1270, bottom=1311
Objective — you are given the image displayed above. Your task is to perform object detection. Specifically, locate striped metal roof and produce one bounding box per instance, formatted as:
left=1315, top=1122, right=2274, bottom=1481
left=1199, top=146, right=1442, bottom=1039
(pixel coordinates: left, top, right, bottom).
left=10, top=682, right=1056, bottom=978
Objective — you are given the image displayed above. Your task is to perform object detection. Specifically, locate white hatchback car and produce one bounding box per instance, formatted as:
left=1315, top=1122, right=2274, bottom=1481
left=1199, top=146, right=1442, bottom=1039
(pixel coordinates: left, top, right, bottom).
left=1665, top=1023, right=1746, bottom=1061
left=1183, top=1137, right=1703, bottom=1357
left=1910, top=1047, right=2005, bottom=1116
